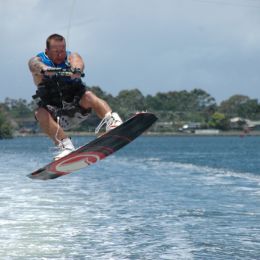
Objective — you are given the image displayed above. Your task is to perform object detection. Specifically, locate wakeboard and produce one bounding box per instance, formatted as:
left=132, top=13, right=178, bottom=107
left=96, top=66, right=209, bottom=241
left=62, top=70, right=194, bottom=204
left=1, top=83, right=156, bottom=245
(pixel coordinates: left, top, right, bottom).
left=28, top=112, right=157, bottom=180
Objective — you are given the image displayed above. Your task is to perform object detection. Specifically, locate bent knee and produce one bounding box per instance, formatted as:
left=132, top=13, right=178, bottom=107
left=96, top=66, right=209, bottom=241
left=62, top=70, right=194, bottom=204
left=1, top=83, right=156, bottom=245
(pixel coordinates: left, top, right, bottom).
left=80, top=91, right=97, bottom=108
left=35, top=107, right=51, bottom=121
left=83, top=91, right=97, bottom=101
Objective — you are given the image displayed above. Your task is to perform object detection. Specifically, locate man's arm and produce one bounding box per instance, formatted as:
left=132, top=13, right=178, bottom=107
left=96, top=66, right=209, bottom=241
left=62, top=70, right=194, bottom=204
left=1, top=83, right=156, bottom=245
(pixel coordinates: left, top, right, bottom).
left=28, top=56, right=48, bottom=76
left=69, top=52, right=85, bottom=72
left=28, top=56, right=49, bottom=85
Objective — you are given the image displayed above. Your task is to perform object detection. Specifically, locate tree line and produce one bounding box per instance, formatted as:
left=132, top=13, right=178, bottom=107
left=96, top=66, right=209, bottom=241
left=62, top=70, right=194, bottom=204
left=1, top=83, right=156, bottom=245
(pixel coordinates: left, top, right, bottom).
left=0, top=87, right=260, bottom=138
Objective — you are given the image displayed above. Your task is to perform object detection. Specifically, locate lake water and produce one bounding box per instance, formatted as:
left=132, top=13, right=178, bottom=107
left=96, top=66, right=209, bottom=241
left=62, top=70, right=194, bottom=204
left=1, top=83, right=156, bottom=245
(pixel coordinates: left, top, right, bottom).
left=0, top=136, right=259, bottom=259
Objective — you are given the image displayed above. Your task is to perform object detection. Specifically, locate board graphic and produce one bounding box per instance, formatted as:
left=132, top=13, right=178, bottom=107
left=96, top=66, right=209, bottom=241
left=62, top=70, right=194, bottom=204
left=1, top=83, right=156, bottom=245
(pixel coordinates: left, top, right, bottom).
left=28, top=112, right=157, bottom=180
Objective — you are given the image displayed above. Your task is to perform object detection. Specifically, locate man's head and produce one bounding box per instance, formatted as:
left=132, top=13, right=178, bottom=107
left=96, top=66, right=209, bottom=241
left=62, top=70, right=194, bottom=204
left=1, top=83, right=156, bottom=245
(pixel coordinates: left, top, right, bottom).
left=45, top=34, right=67, bottom=65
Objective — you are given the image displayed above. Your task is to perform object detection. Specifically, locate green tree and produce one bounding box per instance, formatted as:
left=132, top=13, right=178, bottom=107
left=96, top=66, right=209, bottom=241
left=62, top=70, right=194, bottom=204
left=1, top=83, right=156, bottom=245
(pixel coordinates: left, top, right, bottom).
left=237, top=99, right=259, bottom=119
left=116, top=89, right=146, bottom=118
left=218, top=95, right=260, bottom=119
left=0, top=110, right=13, bottom=138
left=4, top=98, right=32, bottom=118
left=208, top=112, right=230, bottom=130
left=190, top=88, right=216, bottom=109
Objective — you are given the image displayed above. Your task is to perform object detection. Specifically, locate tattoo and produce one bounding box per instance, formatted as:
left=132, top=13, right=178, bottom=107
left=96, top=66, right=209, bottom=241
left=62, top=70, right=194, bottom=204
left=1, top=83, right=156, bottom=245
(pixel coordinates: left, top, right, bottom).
left=29, top=57, right=45, bottom=75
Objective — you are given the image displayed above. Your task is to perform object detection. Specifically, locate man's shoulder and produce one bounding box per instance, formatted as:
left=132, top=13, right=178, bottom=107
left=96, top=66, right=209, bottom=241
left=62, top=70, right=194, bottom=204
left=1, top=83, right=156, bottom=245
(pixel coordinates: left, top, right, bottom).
left=36, top=51, right=45, bottom=57
left=68, top=51, right=82, bottom=57
left=36, top=52, right=48, bottom=61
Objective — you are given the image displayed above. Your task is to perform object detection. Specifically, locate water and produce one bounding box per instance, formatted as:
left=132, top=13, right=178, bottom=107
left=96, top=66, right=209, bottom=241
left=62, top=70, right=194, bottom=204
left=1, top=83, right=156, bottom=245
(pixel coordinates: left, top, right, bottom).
left=0, top=136, right=259, bottom=259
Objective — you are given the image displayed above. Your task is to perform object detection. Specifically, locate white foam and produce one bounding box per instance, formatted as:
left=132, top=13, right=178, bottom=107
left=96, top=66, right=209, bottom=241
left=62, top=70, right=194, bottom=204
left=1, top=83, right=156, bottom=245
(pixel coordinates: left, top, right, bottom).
left=112, top=156, right=260, bottom=185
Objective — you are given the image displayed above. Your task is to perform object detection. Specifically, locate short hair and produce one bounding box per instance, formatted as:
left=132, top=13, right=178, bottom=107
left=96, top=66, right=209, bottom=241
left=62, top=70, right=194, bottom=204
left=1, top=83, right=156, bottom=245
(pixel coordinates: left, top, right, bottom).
left=46, top=34, right=66, bottom=49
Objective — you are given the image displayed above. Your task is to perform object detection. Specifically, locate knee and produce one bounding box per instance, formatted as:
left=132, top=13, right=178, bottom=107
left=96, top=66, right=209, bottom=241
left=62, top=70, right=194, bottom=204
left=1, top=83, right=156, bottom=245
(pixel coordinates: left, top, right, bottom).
left=35, top=107, right=51, bottom=122
left=80, top=91, right=98, bottom=108
left=83, top=91, right=97, bottom=102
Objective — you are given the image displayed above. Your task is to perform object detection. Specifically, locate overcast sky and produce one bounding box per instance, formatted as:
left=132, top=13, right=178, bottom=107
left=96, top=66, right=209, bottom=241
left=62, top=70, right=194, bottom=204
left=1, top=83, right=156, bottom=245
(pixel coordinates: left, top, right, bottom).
left=1, top=0, right=260, bottom=103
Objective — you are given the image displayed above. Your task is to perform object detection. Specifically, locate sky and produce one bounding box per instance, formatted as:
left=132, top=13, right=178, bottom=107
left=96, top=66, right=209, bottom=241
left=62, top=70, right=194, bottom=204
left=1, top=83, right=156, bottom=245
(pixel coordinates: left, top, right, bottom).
left=0, top=0, right=260, bottom=104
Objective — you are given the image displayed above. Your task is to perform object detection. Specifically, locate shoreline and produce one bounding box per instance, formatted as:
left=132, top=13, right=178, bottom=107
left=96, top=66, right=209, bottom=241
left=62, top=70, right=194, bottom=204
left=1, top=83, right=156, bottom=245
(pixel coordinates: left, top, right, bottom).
left=14, top=130, right=260, bottom=137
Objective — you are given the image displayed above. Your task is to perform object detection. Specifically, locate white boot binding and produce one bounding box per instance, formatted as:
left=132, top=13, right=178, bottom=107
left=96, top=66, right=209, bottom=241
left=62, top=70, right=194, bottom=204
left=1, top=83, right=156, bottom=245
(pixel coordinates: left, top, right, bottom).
left=95, top=112, right=123, bottom=135
left=54, top=137, right=75, bottom=160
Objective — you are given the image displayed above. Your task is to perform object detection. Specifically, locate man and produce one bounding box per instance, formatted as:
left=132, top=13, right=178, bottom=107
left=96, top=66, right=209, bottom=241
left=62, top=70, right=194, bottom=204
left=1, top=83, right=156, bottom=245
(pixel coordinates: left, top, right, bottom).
left=29, top=33, right=122, bottom=160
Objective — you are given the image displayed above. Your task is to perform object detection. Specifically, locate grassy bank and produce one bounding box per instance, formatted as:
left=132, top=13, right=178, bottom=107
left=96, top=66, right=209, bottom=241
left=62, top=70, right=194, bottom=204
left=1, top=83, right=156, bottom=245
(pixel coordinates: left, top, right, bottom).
left=14, top=130, right=260, bottom=137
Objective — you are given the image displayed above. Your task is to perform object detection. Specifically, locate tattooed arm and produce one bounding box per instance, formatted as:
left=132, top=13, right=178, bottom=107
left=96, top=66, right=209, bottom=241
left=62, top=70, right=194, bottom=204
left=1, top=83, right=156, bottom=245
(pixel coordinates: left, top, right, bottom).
left=28, top=56, right=48, bottom=85
left=69, top=52, right=85, bottom=72
left=28, top=53, right=85, bottom=85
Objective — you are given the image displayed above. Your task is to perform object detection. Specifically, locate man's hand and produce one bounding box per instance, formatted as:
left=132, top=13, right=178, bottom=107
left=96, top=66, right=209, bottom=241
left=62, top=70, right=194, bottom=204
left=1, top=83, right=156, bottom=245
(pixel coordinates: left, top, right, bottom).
left=41, top=67, right=84, bottom=79
left=28, top=57, right=48, bottom=76
left=41, top=68, right=58, bottom=77
left=70, top=68, right=85, bottom=79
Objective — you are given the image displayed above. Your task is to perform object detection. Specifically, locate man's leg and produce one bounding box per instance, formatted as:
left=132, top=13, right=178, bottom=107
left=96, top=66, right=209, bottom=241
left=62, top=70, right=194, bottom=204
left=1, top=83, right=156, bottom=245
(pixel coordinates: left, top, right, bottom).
left=35, top=107, right=75, bottom=160
left=79, top=91, right=111, bottom=118
left=79, top=91, right=123, bottom=133
left=35, top=107, right=67, bottom=145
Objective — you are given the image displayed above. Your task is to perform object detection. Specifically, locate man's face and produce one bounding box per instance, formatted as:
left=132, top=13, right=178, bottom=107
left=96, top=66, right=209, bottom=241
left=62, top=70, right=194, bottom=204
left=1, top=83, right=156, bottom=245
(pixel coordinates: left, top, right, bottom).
left=46, top=39, right=66, bottom=65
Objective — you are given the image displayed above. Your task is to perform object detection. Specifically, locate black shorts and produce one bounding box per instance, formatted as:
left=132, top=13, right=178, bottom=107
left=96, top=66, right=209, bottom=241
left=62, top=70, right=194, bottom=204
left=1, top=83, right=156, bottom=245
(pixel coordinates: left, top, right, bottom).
left=36, top=77, right=87, bottom=107
left=34, top=77, right=91, bottom=126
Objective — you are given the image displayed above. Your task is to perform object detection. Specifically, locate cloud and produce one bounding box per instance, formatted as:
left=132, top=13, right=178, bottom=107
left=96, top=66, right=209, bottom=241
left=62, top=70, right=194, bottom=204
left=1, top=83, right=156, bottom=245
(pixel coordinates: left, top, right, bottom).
left=0, top=0, right=259, bottom=103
